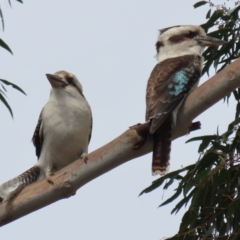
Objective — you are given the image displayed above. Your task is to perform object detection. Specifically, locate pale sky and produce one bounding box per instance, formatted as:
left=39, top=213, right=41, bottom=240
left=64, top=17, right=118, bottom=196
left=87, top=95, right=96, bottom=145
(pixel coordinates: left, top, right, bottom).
left=0, top=0, right=235, bottom=239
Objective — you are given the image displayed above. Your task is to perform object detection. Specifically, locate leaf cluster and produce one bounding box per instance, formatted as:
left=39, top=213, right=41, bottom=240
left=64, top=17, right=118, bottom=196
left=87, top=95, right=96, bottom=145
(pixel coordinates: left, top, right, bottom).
left=141, top=119, right=240, bottom=239
left=194, top=1, right=240, bottom=76
left=0, top=79, right=25, bottom=117
left=0, top=0, right=25, bottom=117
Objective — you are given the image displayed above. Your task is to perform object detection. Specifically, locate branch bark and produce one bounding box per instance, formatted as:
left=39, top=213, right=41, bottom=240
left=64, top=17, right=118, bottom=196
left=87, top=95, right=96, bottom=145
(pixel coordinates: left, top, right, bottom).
left=1, top=58, right=240, bottom=226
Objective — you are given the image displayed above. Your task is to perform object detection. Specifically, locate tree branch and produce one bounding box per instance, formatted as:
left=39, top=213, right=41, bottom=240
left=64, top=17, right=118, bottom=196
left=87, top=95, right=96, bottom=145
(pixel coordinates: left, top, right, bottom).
left=1, top=58, right=240, bottom=226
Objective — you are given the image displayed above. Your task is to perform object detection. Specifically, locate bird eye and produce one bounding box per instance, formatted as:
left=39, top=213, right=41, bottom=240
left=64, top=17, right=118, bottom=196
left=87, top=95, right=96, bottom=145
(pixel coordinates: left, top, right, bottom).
left=155, top=41, right=164, bottom=53
left=185, top=31, right=196, bottom=39
left=67, top=77, right=73, bottom=84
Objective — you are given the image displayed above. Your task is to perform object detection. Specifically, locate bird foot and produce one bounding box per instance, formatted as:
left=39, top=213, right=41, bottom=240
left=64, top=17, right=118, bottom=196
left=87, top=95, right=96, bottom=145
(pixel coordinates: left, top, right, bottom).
left=46, top=171, right=54, bottom=185
left=130, top=122, right=150, bottom=150
left=80, top=153, right=88, bottom=163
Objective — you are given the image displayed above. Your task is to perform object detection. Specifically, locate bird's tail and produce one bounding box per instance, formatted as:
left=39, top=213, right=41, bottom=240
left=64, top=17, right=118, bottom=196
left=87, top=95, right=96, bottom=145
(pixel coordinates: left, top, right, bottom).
left=152, top=116, right=172, bottom=176
left=0, top=166, right=40, bottom=202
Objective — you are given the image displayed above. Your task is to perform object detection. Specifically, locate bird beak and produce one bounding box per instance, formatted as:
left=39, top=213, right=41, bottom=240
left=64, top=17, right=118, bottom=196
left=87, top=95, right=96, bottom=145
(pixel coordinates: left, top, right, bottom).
left=194, top=35, right=227, bottom=47
left=46, top=74, right=66, bottom=88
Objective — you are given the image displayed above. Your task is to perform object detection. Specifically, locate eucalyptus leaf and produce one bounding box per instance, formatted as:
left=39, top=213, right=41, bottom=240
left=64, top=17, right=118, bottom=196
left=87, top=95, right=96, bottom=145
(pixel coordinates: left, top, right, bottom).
left=0, top=92, right=13, bottom=117
left=206, top=8, right=211, bottom=19
left=139, top=167, right=188, bottom=195
left=193, top=1, right=208, bottom=9
left=0, top=79, right=26, bottom=95
left=0, top=6, right=4, bottom=31
left=159, top=187, right=182, bottom=207
left=0, top=38, right=13, bottom=54
left=186, top=135, right=218, bottom=143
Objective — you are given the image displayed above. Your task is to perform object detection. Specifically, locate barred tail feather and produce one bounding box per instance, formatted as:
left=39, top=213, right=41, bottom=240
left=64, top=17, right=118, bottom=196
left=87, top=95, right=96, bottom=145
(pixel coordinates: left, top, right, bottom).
left=0, top=166, right=40, bottom=202
left=18, top=166, right=40, bottom=185
left=152, top=116, right=172, bottom=176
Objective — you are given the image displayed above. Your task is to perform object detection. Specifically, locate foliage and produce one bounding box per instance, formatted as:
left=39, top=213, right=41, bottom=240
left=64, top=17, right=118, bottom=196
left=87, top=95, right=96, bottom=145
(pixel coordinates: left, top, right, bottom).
left=140, top=1, right=240, bottom=239
left=0, top=0, right=25, bottom=117
left=196, top=1, right=240, bottom=76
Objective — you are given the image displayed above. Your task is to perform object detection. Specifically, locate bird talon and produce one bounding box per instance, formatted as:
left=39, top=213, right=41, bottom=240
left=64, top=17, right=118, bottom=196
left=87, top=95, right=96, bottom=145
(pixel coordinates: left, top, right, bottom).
left=47, top=178, right=54, bottom=185
left=80, top=153, right=88, bottom=163
left=46, top=171, right=54, bottom=185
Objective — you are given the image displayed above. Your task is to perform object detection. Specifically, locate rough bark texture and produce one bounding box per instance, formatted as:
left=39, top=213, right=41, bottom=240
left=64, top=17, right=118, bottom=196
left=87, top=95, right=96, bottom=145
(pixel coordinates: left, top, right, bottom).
left=1, top=58, right=240, bottom=226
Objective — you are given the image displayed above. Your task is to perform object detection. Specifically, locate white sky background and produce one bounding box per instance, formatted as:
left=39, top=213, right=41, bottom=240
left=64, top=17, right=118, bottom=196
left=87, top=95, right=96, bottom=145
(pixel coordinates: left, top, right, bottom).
left=0, top=0, right=236, bottom=239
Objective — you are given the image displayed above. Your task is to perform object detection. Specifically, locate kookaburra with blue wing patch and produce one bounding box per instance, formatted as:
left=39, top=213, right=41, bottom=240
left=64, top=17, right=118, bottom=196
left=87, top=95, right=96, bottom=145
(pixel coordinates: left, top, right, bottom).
left=146, top=25, right=226, bottom=176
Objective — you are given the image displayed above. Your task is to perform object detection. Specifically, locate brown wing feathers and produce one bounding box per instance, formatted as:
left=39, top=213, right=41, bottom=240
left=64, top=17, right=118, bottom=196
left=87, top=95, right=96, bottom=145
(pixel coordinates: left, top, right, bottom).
left=146, top=55, right=201, bottom=175
left=32, top=112, right=43, bottom=159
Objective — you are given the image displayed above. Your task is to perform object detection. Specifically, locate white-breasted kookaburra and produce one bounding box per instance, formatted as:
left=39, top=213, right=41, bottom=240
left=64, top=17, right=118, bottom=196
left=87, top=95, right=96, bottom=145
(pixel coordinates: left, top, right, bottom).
left=146, top=25, right=226, bottom=176
left=0, top=70, right=92, bottom=201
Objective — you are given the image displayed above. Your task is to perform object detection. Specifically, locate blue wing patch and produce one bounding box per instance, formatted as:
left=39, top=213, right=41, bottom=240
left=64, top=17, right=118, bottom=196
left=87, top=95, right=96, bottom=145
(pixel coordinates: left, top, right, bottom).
left=168, top=67, right=195, bottom=96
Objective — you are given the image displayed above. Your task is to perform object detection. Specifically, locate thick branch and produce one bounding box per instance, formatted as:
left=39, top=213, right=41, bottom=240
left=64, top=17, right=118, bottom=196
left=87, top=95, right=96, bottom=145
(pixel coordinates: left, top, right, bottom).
left=1, top=58, right=240, bottom=226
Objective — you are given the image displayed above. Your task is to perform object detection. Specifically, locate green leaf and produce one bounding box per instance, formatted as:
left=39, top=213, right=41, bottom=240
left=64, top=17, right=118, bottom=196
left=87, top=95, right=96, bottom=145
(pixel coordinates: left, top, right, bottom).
left=233, top=89, right=239, bottom=101
left=139, top=177, right=166, bottom=196
left=228, top=200, right=240, bottom=222
left=198, top=139, right=211, bottom=152
left=213, top=57, right=219, bottom=70
left=196, top=152, right=219, bottom=172
left=159, top=187, right=182, bottom=207
left=0, top=38, right=13, bottom=54
left=228, top=117, right=240, bottom=132
left=184, top=169, right=210, bottom=197
left=238, top=88, right=240, bottom=99
left=208, top=10, right=224, bottom=24
left=228, top=5, right=240, bottom=19
left=139, top=167, right=191, bottom=196
left=206, top=8, right=211, bottom=19
left=193, top=1, right=208, bottom=9
left=201, top=10, right=223, bottom=34
left=172, top=189, right=195, bottom=214
left=1, top=83, right=7, bottom=92
left=186, top=135, right=218, bottom=144
left=0, top=88, right=6, bottom=96
left=221, top=168, right=231, bottom=186
left=163, top=175, right=183, bottom=190
left=230, top=133, right=240, bottom=151
left=0, top=92, right=13, bottom=117
left=211, top=142, right=229, bottom=153
left=0, top=6, right=4, bottom=31
left=236, top=103, right=240, bottom=119
left=221, top=15, right=231, bottom=21
left=0, top=79, right=26, bottom=95
left=207, top=28, right=231, bottom=37
left=179, top=210, right=192, bottom=232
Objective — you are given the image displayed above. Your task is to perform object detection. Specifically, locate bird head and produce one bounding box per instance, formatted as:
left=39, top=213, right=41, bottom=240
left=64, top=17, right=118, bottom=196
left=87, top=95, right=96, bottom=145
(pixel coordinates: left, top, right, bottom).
left=155, top=25, right=226, bottom=63
left=46, top=70, right=84, bottom=97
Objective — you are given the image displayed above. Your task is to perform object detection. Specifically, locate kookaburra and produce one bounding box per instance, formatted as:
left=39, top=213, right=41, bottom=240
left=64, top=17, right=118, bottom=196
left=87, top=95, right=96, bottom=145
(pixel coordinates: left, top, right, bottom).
left=0, top=70, right=92, bottom=201
left=146, top=25, right=226, bottom=176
